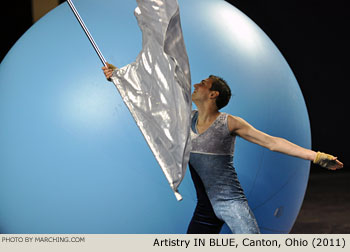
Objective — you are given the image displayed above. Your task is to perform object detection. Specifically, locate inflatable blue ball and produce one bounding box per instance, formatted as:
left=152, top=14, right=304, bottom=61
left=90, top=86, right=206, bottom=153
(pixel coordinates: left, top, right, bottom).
left=0, top=0, right=310, bottom=233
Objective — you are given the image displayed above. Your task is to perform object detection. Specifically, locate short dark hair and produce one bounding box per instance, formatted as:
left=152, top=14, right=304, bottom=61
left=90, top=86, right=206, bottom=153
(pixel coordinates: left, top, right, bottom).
left=209, top=75, right=231, bottom=110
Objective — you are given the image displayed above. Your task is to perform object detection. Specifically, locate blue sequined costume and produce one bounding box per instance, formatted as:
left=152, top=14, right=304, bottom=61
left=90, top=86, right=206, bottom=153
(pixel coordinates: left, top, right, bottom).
left=187, top=110, right=260, bottom=234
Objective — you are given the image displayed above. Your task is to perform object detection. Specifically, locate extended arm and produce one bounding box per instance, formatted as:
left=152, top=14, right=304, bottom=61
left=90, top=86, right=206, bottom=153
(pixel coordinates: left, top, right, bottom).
left=228, top=115, right=343, bottom=170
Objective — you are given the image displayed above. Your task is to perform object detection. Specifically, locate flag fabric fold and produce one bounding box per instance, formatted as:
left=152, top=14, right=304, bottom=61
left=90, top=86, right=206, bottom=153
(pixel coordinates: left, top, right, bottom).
left=111, top=0, right=192, bottom=200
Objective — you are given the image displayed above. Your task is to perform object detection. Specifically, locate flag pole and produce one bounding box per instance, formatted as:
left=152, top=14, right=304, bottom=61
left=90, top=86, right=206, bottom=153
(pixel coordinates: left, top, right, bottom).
left=67, top=0, right=107, bottom=67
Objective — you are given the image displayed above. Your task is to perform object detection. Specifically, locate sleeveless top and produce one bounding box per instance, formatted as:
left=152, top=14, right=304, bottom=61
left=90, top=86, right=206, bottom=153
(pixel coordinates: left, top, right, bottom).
left=189, top=110, right=246, bottom=202
left=190, top=110, right=235, bottom=155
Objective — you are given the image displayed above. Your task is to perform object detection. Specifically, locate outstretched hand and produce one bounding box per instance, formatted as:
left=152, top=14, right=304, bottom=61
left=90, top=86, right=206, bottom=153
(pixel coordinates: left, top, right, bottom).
left=102, top=62, right=117, bottom=81
left=333, top=159, right=344, bottom=170
left=313, top=152, right=344, bottom=171
left=326, top=157, right=344, bottom=171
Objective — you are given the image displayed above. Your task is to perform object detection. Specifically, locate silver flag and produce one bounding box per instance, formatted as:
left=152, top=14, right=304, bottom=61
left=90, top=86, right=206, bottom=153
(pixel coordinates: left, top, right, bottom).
left=111, top=0, right=192, bottom=201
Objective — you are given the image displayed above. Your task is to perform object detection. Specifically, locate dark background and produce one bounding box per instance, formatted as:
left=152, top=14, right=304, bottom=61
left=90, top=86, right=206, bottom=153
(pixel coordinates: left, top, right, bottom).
left=1, top=0, right=348, bottom=233
left=226, top=0, right=348, bottom=173
left=224, top=0, right=349, bottom=233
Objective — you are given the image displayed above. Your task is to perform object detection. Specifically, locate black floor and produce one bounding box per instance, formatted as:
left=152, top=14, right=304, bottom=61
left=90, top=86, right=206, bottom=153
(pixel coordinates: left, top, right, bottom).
left=290, top=171, right=350, bottom=233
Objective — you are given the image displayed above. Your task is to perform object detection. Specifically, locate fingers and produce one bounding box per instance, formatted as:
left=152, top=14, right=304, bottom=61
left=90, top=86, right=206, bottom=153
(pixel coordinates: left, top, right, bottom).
left=104, top=70, right=113, bottom=80
left=334, top=158, right=343, bottom=167
left=101, top=62, right=117, bottom=71
left=313, top=151, right=344, bottom=171
left=103, top=69, right=113, bottom=75
left=328, top=159, right=344, bottom=171
left=101, top=62, right=116, bottom=81
left=103, top=68, right=114, bottom=74
left=336, top=159, right=344, bottom=168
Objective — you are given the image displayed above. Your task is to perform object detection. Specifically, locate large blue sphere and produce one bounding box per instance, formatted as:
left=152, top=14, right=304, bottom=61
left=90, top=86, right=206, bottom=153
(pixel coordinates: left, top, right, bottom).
left=0, top=0, right=311, bottom=233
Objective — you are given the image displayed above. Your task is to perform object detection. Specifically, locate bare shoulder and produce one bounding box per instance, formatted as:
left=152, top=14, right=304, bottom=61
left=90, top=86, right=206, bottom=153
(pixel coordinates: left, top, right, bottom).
left=227, top=114, right=248, bottom=132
